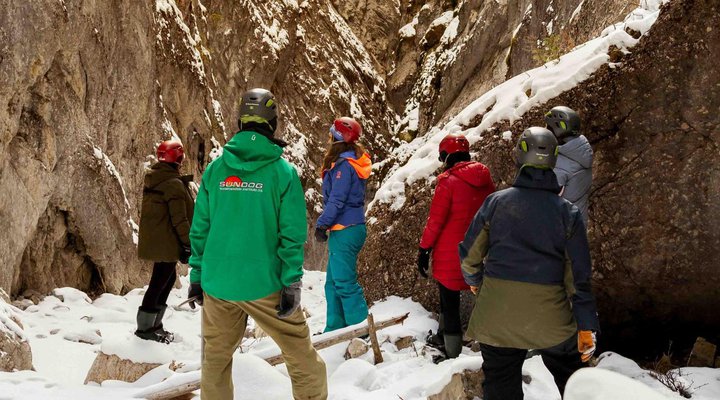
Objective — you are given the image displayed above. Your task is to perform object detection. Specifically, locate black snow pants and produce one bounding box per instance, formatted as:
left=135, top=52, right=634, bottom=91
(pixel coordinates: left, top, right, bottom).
left=438, top=282, right=462, bottom=335
left=140, top=262, right=177, bottom=312
left=479, top=334, right=585, bottom=400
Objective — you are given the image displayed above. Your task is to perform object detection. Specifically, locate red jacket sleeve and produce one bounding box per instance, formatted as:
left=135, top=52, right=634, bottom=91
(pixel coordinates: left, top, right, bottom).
left=420, top=176, right=452, bottom=249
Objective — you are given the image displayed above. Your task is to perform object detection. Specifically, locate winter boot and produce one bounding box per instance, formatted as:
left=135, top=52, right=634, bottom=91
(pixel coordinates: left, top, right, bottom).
left=431, top=334, right=462, bottom=364
left=135, top=309, right=171, bottom=344
left=443, top=334, right=462, bottom=358
left=425, top=315, right=445, bottom=350
left=153, top=305, right=174, bottom=343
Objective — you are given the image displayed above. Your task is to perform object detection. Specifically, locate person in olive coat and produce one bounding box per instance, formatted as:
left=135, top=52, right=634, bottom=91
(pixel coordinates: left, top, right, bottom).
left=136, top=140, right=194, bottom=343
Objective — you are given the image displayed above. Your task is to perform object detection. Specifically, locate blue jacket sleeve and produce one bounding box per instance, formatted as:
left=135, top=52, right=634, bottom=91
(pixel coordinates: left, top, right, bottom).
left=317, top=162, right=352, bottom=227
left=565, top=211, right=601, bottom=332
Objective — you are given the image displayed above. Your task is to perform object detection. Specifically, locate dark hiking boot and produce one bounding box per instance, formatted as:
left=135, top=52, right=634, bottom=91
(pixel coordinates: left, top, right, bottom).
left=135, top=309, right=172, bottom=344
left=153, top=305, right=175, bottom=343
left=425, top=330, right=445, bottom=351
left=443, top=334, right=462, bottom=359
left=429, top=334, right=462, bottom=364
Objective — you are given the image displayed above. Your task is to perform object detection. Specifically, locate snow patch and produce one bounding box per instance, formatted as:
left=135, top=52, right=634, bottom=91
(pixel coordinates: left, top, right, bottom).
left=101, top=336, right=174, bottom=364
left=440, top=16, right=460, bottom=45
left=399, top=16, right=419, bottom=38
left=429, top=11, right=454, bottom=31
left=92, top=146, right=131, bottom=211
left=570, top=0, right=586, bottom=24
left=209, top=136, right=224, bottom=161
left=259, top=18, right=290, bottom=52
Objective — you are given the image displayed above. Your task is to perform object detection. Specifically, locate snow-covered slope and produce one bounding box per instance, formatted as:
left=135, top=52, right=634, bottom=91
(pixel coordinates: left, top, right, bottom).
left=1, top=275, right=718, bottom=399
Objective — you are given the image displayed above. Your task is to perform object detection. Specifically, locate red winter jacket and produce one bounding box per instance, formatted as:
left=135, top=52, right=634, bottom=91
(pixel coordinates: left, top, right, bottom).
left=420, top=161, right=495, bottom=291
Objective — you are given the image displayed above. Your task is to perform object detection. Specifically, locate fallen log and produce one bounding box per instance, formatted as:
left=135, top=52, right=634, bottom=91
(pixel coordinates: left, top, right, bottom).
left=264, top=312, right=408, bottom=365
left=134, top=313, right=409, bottom=399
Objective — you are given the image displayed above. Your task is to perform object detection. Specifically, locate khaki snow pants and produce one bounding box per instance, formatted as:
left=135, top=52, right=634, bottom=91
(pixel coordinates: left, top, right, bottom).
left=201, top=292, right=328, bottom=400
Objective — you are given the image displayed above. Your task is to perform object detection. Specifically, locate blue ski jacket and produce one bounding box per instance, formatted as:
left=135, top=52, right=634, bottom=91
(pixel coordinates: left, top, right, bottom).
left=317, top=151, right=372, bottom=230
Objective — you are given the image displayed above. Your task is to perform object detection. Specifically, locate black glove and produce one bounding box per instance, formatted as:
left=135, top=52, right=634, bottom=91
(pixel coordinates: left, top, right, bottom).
left=314, top=226, right=329, bottom=242
left=188, top=282, right=204, bottom=309
left=277, top=281, right=302, bottom=319
left=417, top=247, right=431, bottom=278
left=179, top=245, right=191, bottom=264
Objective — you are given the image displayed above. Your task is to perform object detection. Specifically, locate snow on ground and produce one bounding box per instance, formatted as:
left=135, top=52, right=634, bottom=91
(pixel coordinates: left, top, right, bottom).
left=1, top=269, right=718, bottom=399
left=371, top=0, right=668, bottom=211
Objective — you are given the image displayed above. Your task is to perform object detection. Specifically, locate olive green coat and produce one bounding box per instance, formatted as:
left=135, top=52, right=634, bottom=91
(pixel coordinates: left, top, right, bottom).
left=137, top=162, right=194, bottom=262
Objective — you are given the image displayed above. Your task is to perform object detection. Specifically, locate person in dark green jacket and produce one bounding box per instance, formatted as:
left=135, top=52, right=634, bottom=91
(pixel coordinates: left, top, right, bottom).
left=136, top=140, right=194, bottom=343
left=188, top=89, right=327, bottom=400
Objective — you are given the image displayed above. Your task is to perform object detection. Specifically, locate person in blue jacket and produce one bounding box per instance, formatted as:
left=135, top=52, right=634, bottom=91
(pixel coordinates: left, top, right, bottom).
left=314, top=117, right=372, bottom=332
left=459, top=127, right=599, bottom=399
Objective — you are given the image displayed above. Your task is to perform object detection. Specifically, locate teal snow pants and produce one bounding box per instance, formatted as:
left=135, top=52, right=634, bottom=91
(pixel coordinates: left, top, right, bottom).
left=324, top=224, right=369, bottom=332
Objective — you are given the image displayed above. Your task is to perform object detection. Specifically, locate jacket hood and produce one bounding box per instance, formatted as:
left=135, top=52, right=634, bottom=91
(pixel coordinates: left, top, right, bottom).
left=340, top=151, right=372, bottom=179
left=559, top=135, right=593, bottom=169
left=144, top=162, right=181, bottom=189
left=222, top=131, right=283, bottom=173
left=443, top=161, right=489, bottom=189
left=513, top=166, right=562, bottom=194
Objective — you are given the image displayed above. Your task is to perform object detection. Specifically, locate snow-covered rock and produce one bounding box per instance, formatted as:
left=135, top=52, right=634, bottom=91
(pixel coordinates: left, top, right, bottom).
left=345, top=338, right=370, bottom=360
left=565, top=368, right=670, bottom=400
left=427, top=368, right=484, bottom=400
left=0, top=300, right=33, bottom=372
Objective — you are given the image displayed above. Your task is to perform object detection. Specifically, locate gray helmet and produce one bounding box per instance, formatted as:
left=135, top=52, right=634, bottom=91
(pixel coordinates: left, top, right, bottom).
left=515, top=127, right=559, bottom=169
left=238, top=88, right=277, bottom=127
left=545, top=106, right=580, bottom=140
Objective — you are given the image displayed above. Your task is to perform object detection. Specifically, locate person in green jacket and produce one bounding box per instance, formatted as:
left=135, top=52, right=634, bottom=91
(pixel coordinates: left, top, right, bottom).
left=187, top=88, right=327, bottom=400
left=136, top=140, right=194, bottom=343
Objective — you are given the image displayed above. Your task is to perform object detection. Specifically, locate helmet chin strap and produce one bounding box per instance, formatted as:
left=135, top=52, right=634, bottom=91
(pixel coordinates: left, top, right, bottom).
left=439, top=152, right=450, bottom=168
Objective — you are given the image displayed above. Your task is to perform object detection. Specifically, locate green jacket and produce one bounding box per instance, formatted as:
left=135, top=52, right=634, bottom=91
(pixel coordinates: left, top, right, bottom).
left=137, top=162, right=194, bottom=262
left=189, top=131, right=307, bottom=302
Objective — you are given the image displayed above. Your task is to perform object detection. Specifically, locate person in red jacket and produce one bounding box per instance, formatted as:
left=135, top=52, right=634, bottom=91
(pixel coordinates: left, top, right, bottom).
left=418, top=133, right=495, bottom=361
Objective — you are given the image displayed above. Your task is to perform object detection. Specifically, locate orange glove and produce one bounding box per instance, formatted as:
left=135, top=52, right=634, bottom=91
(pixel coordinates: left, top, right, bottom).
left=578, top=330, right=597, bottom=363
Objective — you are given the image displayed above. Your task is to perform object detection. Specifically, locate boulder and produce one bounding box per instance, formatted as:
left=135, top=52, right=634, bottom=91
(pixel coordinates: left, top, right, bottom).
left=344, top=338, right=370, bottom=360
left=428, top=369, right=484, bottom=400
left=687, top=337, right=716, bottom=367
left=0, top=301, right=33, bottom=372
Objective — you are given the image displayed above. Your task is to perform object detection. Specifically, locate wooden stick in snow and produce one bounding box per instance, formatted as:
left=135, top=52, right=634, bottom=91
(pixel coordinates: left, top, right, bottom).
left=367, top=313, right=384, bottom=364
left=264, top=312, right=408, bottom=366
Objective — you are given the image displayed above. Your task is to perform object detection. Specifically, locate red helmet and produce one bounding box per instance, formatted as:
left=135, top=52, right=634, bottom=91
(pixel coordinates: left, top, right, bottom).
left=157, top=140, right=185, bottom=164
left=330, top=117, right=362, bottom=143
left=439, top=134, right=470, bottom=155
